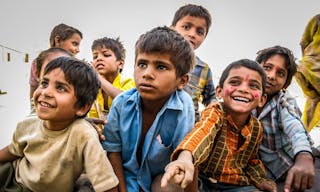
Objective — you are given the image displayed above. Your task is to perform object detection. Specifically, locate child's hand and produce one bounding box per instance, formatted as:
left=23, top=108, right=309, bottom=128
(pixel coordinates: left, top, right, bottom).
left=256, top=180, right=277, bottom=192
left=161, top=154, right=194, bottom=189
left=284, top=152, right=314, bottom=192
left=85, top=117, right=107, bottom=141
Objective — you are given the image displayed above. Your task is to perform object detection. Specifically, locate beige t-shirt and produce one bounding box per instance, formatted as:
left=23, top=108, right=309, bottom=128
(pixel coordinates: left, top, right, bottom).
left=8, top=117, right=118, bottom=192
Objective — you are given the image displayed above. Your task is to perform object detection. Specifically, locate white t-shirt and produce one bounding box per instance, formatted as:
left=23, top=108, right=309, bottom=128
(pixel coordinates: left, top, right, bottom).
left=9, top=117, right=118, bottom=192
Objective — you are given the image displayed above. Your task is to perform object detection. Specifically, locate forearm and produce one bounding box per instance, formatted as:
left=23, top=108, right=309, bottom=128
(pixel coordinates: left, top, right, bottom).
left=0, top=146, right=19, bottom=163
left=100, top=78, right=122, bottom=99
left=107, top=152, right=127, bottom=192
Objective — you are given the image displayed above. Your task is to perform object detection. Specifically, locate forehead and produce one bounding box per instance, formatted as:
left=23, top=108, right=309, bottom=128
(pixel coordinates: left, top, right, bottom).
left=177, top=15, right=207, bottom=28
left=265, top=55, right=287, bottom=71
left=136, top=52, right=173, bottom=64
left=227, top=67, right=262, bottom=83
left=93, top=46, right=113, bottom=53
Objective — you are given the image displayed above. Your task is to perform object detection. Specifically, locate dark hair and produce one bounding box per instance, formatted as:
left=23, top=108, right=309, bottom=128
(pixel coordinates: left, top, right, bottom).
left=219, top=59, right=267, bottom=94
left=135, top=26, right=194, bottom=77
left=36, top=47, right=72, bottom=78
left=91, top=37, right=126, bottom=61
left=256, top=45, right=297, bottom=89
left=171, top=4, right=212, bottom=36
left=43, top=57, right=100, bottom=117
left=49, top=23, right=83, bottom=47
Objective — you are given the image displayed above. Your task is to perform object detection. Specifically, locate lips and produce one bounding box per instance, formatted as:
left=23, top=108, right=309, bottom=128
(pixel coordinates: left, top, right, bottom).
left=138, top=83, right=156, bottom=91
left=95, top=63, right=105, bottom=70
left=37, top=100, right=54, bottom=109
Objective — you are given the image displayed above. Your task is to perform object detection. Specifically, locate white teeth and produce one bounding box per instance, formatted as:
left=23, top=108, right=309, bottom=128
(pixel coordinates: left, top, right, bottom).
left=233, top=97, right=250, bottom=102
left=40, top=101, right=52, bottom=108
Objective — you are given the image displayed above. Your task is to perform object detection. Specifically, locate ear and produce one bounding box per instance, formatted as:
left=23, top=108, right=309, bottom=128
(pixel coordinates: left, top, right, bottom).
left=118, top=59, right=124, bottom=70
left=177, top=74, right=189, bottom=90
left=215, top=85, right=223, bottom=100
left=54, top=36, right=61, bottom=47
left=76, top=103, right=91, bottom=117
left=258, top=93, right=267, bottom=108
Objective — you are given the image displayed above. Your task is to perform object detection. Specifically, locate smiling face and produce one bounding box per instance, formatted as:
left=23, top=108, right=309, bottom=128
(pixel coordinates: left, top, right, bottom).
left=34, top=68, right=86, bottom=130
left=261, top=54, right=287, bottom=97
left=92, top=47, right=123, bottom=80
left=134, top=52, right=187, bottom=106
left=217, top=66, right=266, bottom=116
left=171, top=15, right=207, bottom=50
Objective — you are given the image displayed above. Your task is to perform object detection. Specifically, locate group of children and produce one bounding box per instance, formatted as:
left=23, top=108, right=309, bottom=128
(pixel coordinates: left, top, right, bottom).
left=0, top=3, right=319, bottom=192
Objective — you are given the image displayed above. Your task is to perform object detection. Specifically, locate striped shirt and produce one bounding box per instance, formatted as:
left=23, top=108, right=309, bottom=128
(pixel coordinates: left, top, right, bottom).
left=184, top=57, right=216, bottom=121
left=172, top=102, right=268, bottom=186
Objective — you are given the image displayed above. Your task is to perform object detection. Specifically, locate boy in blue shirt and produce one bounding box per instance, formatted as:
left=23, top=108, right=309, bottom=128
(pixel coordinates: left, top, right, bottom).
left=102, top=26, right=195, bottom=192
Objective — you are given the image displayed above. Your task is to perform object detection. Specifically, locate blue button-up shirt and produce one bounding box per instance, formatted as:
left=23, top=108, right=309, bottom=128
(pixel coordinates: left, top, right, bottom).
left=253, top=90, right=313, bottom=180
left=102, top=88, right=195, bottom=192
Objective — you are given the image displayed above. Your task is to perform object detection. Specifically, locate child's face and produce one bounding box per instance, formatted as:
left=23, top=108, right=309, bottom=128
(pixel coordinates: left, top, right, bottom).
left=261, top=54, right=287, bottom=97
left=34, top=68, right=85, bottom=130
left=57, top=33, right=81, bottom=56
left=134, top=52, right=187, bottom=104
left=92, top=47, right=123, bottom=78
left=171, top=15, right=207, bottom=50
left=216, top=66, right=266, bottom=115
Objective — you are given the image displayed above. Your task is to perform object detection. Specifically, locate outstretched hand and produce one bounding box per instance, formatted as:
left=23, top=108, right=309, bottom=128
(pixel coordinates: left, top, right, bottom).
left=85, top=117, right=107, bottom=141
left=161, top=151, right=194, bottom=189
left=284, top=152, right=314, bottom=192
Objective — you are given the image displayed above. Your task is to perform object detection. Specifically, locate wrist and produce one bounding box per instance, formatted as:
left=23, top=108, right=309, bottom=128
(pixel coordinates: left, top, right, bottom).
left=295, top=151, right=314, bottom=162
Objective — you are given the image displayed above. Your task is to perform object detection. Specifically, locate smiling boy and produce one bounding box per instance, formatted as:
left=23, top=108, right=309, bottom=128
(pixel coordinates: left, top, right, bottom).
left=161, top=59, right=277, bottom=192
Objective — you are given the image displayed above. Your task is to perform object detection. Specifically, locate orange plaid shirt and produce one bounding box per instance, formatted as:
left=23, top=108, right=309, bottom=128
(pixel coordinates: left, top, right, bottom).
left=172, top=102, right=268, bottom=186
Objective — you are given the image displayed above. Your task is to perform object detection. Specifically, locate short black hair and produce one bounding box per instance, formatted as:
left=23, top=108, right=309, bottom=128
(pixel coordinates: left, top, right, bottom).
left=135, top=26, right=194, bottom=77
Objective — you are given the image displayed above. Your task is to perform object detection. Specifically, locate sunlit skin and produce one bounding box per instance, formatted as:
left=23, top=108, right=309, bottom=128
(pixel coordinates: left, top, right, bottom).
left=171, top=15, right=207, bottom=50
left=134, top=52, right=187, bottom=110
left=56, top=33, right=82, bottom=56
left=92, top=47, right=123, bottom=83
left=34, top=68, right=89, bottom=131
left=216, top=67, right=266, bottom=126
left=261, top=55, right=287, bottom=100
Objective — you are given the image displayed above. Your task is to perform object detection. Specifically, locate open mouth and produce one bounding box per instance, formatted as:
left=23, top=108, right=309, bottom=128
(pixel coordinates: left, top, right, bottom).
left=232, top=96, right=250, bottom=103
left=39, top=101, right=54, bottom=108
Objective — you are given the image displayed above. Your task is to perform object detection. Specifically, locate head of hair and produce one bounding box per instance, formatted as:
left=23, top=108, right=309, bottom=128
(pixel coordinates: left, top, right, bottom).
left=43, top=57, right=100, bottom=117
left=219, top=59, right=267, bottom=94
left=171, top=4, right=212, bottom=36
left=49, top=23, right=83, bottom=47
left=135, top=26, right=194, bottom=77
left=91, top=36, right=126, bottom=61
left=36, top=47, right=72, bottom=78
left=255, top=45, right=297, bottom=89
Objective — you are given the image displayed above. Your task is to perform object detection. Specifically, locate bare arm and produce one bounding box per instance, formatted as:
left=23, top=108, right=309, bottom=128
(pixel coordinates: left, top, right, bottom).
left=0, top=146, right=19, bottom=163
left=99, top=75, right=122, bottom=99
left=107, top=152, right=127, bottom=192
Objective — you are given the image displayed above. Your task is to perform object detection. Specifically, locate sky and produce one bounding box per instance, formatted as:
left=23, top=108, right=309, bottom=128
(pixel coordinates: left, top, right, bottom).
left=0, top=0, right=319, bottom=147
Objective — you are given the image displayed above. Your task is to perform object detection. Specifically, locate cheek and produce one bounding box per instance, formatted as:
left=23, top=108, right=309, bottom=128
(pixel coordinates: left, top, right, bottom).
left=225, top=86, right=235, bottom=95
left=253, top=91, right=260, bottom=99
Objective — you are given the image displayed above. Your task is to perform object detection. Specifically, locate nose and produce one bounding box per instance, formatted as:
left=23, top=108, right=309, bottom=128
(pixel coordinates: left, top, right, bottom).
left=41, top=86, right=53, bottom=98
left=75, top=46, right=80, bottom=54
left=267, top=69, right=276, bottom=80
left=187, top=28, right=197, bottom=39
left=142, top=65, right=154, bottom=80
left=238, top=83, right=249, bottom=93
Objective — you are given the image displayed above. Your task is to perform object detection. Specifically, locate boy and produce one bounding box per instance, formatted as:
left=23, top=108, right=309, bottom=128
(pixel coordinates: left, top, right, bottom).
left=255, top=45, right=319, bottom=192
left=161, top=59, right=277, bottom=192
left=0, top=57, right=118, bottom=192
left=89, top=37, right=135, bottom=119
left=171, top=4, right=216, bottom=121
left=102, top=26, right=195, bottom=192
